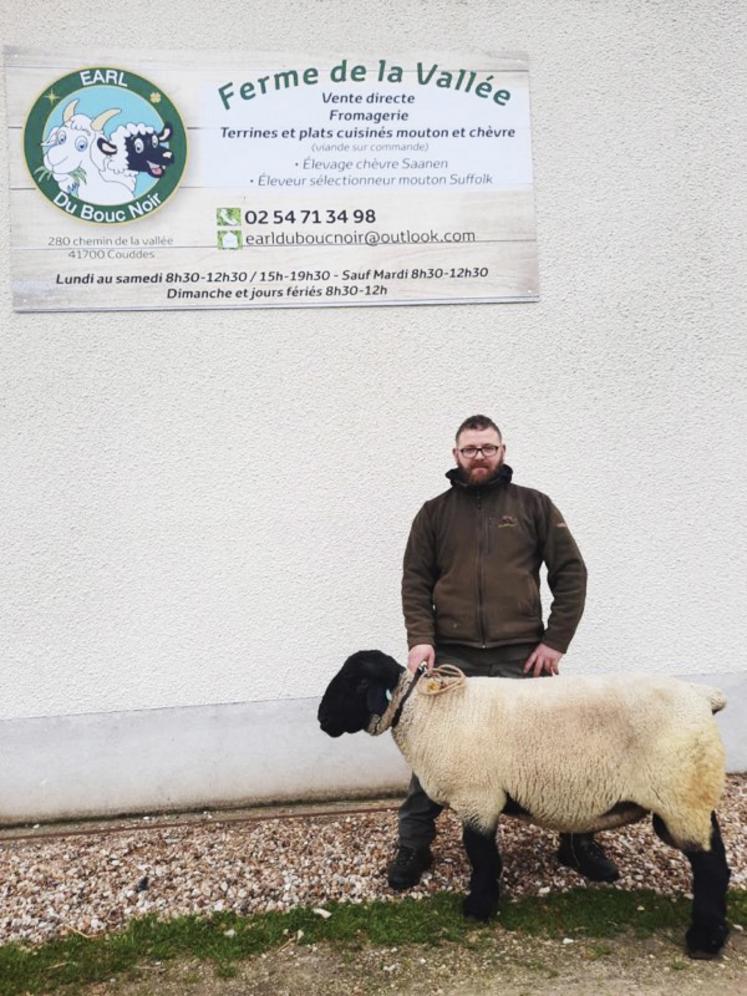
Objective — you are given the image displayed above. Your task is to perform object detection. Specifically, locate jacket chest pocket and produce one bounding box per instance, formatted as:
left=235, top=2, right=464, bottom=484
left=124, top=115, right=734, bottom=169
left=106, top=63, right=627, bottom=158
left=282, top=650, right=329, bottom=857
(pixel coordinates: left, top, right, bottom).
left=485, top=515, right=535, bottom=560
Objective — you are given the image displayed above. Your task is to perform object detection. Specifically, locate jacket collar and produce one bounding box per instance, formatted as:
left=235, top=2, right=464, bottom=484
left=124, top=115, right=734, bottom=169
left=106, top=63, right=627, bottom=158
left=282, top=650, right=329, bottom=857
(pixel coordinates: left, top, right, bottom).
left=446, top=463, right=513, bottom=491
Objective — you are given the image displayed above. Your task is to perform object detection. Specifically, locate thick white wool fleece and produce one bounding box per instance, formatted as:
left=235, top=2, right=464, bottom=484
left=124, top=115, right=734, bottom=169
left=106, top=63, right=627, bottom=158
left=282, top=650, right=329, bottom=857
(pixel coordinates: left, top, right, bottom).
left=389, top=674, right=725, bottom=849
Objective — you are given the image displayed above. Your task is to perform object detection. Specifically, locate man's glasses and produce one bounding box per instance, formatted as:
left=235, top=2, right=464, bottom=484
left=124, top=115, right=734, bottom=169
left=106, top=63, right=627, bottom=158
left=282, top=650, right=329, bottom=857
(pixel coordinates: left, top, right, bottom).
left=459, top=445, right=500, bottom=458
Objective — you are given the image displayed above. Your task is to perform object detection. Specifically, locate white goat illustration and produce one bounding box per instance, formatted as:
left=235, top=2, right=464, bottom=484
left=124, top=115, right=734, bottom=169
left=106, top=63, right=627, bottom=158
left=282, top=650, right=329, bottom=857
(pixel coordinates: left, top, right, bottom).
left=40, top=100, right=133, bottom=204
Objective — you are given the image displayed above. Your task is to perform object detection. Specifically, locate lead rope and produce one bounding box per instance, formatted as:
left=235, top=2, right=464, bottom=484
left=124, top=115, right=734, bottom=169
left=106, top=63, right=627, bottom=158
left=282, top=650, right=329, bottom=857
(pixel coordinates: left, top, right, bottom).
left=417, top=663, right=466, bottom=696
left=390, top=663, right=427, bottom=729
left=390, top=663, right=467, bottom=729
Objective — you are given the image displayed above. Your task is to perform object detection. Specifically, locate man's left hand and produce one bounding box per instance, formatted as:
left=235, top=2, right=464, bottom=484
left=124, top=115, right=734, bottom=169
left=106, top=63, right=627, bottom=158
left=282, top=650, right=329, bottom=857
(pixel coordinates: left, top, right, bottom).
left=523, top=643, right=563, bottom=677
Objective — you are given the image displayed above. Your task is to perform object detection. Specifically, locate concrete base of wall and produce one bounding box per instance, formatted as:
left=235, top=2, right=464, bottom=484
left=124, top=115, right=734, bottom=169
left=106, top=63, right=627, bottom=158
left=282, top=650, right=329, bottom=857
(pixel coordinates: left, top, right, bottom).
left=2, top=672, right=744, bottom=825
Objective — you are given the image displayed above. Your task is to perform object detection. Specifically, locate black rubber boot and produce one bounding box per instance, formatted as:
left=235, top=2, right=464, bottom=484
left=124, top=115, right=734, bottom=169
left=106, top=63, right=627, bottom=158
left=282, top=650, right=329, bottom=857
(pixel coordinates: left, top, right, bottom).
left=387, top=845, right=433, bottom=890
left=557, top=833, right=620, bottom=882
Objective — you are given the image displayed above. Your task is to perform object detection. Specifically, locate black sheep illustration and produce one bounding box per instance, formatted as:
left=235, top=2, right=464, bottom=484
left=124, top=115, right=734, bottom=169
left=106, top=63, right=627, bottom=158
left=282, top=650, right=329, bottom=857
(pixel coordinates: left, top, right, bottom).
left=97, top=122, right=175, bottom=186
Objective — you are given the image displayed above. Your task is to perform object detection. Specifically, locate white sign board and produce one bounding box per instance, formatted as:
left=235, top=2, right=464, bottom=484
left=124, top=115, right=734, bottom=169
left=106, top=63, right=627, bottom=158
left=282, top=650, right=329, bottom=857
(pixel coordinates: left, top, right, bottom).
left=5, top=48, right=538, bottom=311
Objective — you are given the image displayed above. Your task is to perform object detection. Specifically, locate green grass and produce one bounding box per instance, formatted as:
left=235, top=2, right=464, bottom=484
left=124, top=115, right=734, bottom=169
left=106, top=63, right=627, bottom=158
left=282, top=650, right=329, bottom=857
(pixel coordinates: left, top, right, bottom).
left=0, top=889, right=744, bottom=995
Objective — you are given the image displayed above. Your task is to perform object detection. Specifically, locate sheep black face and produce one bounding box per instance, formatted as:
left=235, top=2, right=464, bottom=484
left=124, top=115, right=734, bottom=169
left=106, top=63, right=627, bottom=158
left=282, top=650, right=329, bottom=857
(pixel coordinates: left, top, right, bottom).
left=318, top=650, right=404, bottom=737
left=98, top=124, right=174, bottom=178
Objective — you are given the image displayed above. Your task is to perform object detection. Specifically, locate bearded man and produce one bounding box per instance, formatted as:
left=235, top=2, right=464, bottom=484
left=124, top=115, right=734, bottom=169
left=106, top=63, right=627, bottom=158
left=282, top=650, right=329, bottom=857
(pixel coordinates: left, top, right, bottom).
left=388, top=414, right=619, bottom=889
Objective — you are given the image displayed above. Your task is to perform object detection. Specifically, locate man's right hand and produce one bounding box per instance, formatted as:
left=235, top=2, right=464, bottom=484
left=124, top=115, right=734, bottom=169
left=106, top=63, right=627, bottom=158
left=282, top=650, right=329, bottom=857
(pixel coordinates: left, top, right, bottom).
left=407, top=644, right=435, bottom=673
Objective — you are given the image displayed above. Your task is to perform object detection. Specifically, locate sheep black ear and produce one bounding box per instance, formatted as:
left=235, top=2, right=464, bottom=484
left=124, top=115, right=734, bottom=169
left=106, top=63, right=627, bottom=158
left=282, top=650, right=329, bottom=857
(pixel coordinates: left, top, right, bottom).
left=356, top=650, right=404, bottom=690
left=97, top=137, right=117, bottom=156
left=366, top=684, right=389, bottom=718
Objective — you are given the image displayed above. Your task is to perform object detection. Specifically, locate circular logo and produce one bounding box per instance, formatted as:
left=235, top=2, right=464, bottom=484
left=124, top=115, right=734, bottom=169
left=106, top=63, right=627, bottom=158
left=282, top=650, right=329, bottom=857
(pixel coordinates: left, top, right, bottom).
left=24, top=67, right=187, bottom=224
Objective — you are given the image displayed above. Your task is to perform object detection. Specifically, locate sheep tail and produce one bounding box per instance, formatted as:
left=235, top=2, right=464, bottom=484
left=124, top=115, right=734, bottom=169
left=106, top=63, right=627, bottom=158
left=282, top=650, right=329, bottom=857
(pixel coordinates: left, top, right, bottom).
left=708, top=689, right=727, bottom=714
left=689, top=682, right=727, bottom=714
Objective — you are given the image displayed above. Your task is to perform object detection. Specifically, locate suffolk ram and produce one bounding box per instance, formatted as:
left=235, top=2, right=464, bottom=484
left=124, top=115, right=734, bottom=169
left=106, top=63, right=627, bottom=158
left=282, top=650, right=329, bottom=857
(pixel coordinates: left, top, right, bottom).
left=41, top=100, right=132, bottom=204
left=318, top=651, right=731, bottom=959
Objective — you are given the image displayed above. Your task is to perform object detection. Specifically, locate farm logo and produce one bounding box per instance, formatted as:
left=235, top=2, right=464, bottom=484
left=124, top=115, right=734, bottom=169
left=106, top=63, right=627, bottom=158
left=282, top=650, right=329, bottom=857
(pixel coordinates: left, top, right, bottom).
left=24, top=67, right=187, bottom=224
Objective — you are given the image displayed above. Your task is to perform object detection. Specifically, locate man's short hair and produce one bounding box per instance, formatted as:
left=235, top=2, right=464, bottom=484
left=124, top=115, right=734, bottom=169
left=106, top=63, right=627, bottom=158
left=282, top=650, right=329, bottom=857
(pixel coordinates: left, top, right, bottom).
left=455, top=414, right=502, bottom=443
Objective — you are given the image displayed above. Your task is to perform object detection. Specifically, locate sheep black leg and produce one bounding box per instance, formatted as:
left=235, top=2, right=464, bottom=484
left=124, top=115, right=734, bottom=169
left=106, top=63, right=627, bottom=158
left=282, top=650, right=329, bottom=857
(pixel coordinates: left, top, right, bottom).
left=683, top=813, right=731, bottom=959
left=462, top=823, right=501, bottom=921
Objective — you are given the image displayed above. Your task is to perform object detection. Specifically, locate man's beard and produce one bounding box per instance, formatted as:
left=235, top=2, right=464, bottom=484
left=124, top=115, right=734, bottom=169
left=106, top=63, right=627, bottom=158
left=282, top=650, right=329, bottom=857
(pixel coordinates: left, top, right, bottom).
left=457, top=459, right=503, bottom=486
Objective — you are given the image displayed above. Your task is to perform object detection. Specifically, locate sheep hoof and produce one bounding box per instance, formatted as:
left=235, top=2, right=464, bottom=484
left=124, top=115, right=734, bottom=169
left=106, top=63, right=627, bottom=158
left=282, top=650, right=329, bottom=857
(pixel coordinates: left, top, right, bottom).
left=686, top=921, right=729, bottom=959
left=556, top=834, right=620, bottom=882
left=462, top=891, right=499, bottom=921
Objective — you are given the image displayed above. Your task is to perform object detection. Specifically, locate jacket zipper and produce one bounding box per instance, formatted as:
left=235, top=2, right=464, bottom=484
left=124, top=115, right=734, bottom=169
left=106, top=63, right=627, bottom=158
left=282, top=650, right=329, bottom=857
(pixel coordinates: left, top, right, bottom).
left=476, top=491, right=487, bottom=647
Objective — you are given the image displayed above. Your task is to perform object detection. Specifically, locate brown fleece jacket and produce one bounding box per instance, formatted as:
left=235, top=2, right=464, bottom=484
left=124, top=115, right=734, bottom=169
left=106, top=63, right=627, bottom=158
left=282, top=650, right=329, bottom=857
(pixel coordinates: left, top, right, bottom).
left=402, top=465, right=587, bottom=654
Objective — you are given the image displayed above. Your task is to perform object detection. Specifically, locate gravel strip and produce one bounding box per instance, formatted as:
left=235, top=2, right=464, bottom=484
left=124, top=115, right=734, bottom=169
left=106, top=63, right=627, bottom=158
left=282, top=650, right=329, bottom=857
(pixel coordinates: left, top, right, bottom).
left=1, top=775, right=745, bottom=946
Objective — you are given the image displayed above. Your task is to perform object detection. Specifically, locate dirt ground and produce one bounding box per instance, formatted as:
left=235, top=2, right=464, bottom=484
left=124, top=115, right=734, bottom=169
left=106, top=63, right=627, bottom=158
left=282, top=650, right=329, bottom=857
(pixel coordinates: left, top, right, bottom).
left=85, top=925, right=747, bottom=995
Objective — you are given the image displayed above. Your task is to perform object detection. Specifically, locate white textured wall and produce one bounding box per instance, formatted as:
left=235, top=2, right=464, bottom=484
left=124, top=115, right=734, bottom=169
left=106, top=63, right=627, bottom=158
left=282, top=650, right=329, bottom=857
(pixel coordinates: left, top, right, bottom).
left=1, top=1, right=745, bottom=728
